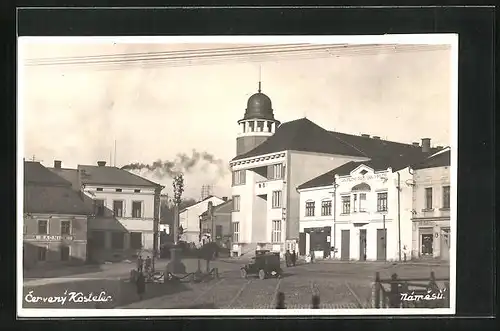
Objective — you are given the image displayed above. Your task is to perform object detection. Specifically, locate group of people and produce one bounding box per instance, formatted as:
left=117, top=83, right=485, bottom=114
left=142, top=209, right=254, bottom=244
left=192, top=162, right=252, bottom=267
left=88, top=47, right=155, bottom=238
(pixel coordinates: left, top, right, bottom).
left=285, top=250, right=297, bottom=267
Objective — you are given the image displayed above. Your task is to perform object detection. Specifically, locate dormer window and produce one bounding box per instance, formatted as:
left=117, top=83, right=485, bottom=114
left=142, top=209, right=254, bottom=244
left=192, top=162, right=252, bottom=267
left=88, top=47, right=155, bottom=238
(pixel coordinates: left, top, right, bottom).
left=360, top=169, right=368, bottom=175
left=96, top=188, right=103, bottom=192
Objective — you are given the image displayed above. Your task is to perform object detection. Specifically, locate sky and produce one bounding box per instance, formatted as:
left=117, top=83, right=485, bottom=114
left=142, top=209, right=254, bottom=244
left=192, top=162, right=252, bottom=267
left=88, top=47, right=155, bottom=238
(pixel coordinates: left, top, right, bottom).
left=19, top=38, right=454, bottom=200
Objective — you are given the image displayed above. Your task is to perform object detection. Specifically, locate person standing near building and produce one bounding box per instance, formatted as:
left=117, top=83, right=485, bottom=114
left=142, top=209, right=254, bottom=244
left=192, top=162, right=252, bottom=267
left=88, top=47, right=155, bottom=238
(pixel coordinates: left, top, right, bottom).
left=145, top=256, right=152, bottom=273
left=291, top=250, right=297, bottom=266
left=285, top=250, right=291, bottom=267
left=136, top=271, right=146, bottom=301
left=137, top=255, right=143, bottom=273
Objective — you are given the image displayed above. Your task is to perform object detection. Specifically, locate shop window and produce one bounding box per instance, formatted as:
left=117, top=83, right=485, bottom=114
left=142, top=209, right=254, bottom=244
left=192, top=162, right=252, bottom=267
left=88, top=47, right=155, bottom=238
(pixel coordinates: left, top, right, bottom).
left=130, top=232, right=142, bottom=250
left=60, top=246, right=70, bottom=261
left=111, top=232, right=125, bottom=249
left=37, top=246, right=47, bottom=261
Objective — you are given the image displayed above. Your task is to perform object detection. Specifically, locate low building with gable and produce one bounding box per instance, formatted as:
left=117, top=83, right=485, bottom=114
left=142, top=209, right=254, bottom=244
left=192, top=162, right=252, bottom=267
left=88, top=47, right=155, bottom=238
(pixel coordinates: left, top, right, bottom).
left=178, top=195, right=225, bottom=244
left=23, top=161, right=91, bottom=269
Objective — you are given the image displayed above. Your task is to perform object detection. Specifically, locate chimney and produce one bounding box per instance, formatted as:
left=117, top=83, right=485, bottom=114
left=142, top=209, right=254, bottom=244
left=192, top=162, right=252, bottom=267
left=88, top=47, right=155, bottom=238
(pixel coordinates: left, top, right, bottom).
left=54, top=160, right=62, bottom=169
left=372, top=136, right=381, bottom=140
left=436, top=146, right=443, bottom=150
left=412, top=142, right=420, bottom=147
left=97, top=161, right=106, bottom=167
left=222, top=197, right=228, bottom=202
left=421, top=138, right=431, bottom=153
left=361, top=134, right=370, bottom=138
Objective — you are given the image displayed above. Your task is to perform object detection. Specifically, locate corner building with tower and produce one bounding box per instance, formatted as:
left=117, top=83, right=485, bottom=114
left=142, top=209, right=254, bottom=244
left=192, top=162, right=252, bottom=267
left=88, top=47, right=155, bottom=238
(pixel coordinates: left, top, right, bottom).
left=229, top=84, right=444, bottom=259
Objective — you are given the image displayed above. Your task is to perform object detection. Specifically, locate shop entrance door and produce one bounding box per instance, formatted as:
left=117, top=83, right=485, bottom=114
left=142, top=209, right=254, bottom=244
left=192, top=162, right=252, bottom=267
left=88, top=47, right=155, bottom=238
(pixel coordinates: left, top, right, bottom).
left=421, top=233, right=434, bottom=257
left=341, top=230, right=350, bottom=261
left=376, top=229, right=387, bottom=261
left=440, top=228, right=450, bottom=261
left=359, top=229, right=367, bottom=261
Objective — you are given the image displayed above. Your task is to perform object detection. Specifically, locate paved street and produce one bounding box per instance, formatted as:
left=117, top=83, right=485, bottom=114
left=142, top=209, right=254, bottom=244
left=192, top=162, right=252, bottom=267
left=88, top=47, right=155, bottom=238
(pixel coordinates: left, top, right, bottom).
left=22, top=258, right=450, bottom=309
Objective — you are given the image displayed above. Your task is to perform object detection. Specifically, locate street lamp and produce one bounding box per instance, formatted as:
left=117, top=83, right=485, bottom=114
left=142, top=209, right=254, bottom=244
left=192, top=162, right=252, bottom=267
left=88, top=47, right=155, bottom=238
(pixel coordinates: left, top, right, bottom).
left=166, top=173, right=187, bottom=274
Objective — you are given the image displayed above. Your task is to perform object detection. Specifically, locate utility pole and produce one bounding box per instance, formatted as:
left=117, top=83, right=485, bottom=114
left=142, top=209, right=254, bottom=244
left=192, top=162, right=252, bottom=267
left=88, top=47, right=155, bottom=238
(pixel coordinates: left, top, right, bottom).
left=397, top=172, right=402, bottom=262
left=383, top=214, right=386, bottom=261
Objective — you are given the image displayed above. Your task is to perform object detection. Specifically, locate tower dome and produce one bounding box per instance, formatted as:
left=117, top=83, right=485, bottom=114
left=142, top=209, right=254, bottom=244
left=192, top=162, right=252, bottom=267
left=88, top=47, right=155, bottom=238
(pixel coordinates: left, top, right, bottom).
left=243, top=92, right=275, bottom=120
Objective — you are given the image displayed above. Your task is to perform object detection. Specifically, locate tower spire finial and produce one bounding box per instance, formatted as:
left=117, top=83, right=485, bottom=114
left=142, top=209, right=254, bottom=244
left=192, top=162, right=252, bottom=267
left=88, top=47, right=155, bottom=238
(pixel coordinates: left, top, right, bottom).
left=258, top=65, right=262, bottom=93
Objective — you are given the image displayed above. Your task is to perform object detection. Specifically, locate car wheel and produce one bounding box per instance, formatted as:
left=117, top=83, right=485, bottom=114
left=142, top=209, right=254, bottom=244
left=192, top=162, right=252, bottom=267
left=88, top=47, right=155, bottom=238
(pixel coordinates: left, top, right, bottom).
left=241, top=268, right=247, bottom=279
left=258, top=269, right=266, bottom=280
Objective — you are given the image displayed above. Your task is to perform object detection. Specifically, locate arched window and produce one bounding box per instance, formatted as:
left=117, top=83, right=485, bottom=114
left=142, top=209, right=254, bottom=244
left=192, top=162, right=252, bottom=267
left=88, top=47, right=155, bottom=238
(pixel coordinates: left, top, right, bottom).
left=351, top=183, right=371, bottom=213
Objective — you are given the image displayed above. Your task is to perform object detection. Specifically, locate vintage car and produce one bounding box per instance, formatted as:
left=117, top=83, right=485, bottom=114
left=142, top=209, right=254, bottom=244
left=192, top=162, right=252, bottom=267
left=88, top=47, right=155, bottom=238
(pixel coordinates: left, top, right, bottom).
left=241, top=251, right=283, bottom=280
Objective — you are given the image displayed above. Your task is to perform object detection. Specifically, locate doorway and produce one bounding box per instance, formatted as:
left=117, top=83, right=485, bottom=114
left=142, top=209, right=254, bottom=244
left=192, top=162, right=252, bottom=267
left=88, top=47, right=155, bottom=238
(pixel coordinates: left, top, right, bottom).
left=440, top=228, right=450, bottom=261
left=359, top=229, right=367, bottom=261
left=421, top=233, right=434, bottom=256
left=376, top=229, right=387, bottom=261
left=341, top=230, right=350, bottom=261
left=299, top=232, right=306, bottom=256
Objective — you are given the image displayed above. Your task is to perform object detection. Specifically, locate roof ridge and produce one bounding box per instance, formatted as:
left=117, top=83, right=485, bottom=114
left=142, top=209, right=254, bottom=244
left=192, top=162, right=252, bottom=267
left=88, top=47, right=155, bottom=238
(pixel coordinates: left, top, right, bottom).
left=327, top=131, right=369, bottom=157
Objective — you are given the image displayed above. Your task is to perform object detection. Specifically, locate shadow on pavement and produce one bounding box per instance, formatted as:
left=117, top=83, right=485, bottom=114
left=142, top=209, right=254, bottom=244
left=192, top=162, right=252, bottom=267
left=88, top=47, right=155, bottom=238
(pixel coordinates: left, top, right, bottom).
left=23, top=278, right=192, bottom=309
left=23, top=264, right=104, bottom=279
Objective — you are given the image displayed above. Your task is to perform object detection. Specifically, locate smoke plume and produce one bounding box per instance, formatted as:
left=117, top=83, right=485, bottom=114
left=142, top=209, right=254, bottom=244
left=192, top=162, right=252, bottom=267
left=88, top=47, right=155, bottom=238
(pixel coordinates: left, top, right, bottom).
left=121, top=149, right=228, bottom=179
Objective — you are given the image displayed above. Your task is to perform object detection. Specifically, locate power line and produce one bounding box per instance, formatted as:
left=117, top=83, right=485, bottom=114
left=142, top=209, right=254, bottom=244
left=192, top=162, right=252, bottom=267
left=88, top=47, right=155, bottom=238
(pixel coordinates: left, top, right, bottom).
left=25, top=44, right=450, bottom=70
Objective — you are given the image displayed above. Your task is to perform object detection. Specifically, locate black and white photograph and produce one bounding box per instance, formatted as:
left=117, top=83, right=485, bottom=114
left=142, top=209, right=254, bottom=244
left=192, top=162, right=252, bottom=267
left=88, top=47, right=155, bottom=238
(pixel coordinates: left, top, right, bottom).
left=18, top=35, right=457, bottom=317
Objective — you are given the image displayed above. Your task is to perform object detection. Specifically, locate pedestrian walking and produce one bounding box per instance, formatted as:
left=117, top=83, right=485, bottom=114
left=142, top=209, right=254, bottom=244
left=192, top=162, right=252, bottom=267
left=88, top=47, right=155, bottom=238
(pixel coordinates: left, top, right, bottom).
left=285, top=250, right=291, bottom=267
left=309, top=249, right=315, bottom=263
left=136, top=271, right=146, bottom=300
left=291, top=250, right=297, bottom=266
left=137, top=255, right=143, bottom=273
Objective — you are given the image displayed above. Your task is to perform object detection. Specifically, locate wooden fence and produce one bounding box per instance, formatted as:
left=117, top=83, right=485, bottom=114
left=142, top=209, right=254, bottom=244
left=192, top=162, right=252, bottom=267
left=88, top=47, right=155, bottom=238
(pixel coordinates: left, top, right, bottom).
left=372, top=271, right=450, bottom=308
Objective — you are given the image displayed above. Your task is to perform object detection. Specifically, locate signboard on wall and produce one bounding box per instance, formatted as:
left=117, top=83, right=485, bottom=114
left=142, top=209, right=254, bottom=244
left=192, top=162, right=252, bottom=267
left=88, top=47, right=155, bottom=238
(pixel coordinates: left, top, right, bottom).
left=339, top=173, right=387, bottom=183
left=23, top=235, right=74, bottom=241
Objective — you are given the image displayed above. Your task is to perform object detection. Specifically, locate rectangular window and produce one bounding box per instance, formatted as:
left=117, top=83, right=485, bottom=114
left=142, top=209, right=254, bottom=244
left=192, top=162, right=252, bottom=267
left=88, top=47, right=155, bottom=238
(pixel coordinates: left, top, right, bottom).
left=425, top=188, right=433, bottom=209
left=272, top=190, right=282, bottom=208
left=60, top=246, right=70, bottom=261
left=353, top=194, right=357, bottom=212
left=60, top=220, right=71, bottom=235
left=91, top=231, right=106, bottom=249
left=377, top=192, right=388, bottom=212
left=95, top=199, right=105, bottom=216
left=359, top=193, right=367, bottom=212
left=232, top=170, right=246, bottom=185
left=215, top=225, right=223, bottom=239
left=232, top=195, right=241, bottom=212
left=23, top=225, right=27, bottom=235
left=321, top=200, right=332, bottom=216
left=113, top=200, right=124, bottom=217
left=115, top=188, right=122, bottom=192
left=37, top=220, right=48, bottom=234
left=132, top=201, right=142, bottom=218
left=442, top=186, right=450, bottom=209
left=130, top=232, right=142, bottom=250
left=341, top=196, right=350, bottom=214
left=232, top=222, right=240, bottom=243
left=268, top=163, right=284, bottom=180
left=305, top=201, right=315, bottom=216
left=111, top=232, right=125, bottom=249
left=134, top=189, right=141, bottom=193
left=96, top=188, right=103, bottom=192
left=271, top=220, right=282, bottom=243
left=37, top=246, right=47, bottom=261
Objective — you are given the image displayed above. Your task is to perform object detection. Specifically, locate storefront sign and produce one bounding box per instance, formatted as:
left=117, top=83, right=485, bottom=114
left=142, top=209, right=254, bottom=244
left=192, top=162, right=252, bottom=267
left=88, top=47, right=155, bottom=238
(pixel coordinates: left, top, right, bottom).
left=23, top=235, right=74, bottom=241
left=339, top=174, right=386, bottom=183
left=418, top=220, right=434, bottom=226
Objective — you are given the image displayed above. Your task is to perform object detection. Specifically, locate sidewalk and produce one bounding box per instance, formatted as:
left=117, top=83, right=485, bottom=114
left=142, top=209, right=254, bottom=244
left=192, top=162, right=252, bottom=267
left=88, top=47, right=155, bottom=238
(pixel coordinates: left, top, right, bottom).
left=313, top=259, right=449, bottom=267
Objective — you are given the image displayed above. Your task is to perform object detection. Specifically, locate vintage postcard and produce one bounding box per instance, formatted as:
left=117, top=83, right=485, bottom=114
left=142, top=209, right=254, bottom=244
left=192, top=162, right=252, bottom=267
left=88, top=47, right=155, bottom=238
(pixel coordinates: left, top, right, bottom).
left=17, top=34, right=457, bottom=317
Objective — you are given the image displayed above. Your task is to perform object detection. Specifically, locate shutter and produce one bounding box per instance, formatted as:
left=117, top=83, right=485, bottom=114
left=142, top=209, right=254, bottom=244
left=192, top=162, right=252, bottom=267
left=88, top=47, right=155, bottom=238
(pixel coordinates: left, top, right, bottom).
left=282, top=164, right=286, bottom=179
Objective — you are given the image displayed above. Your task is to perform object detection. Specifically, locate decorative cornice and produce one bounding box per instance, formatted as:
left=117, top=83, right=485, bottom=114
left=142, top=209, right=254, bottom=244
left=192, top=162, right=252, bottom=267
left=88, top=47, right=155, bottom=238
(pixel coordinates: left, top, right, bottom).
left=230, top=152, right=286, bottom=167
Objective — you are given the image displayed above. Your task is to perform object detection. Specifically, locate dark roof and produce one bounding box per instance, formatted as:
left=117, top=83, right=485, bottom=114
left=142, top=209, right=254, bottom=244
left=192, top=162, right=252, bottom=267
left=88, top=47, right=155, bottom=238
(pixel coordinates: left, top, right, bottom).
left=297, top=153, right=432, bottom=190
left=24, top=162, right=73, bottom=186
left=232, top=118, right=438, bottom=161
left=24, top=162, right=90, bottom=215
left=413, top=149, right=451, bottom=170
left=78, top=165, right=161, bottom=188
left=24, top=185, right=91, bottom=215
left=48, top=168, right=81, bottom=191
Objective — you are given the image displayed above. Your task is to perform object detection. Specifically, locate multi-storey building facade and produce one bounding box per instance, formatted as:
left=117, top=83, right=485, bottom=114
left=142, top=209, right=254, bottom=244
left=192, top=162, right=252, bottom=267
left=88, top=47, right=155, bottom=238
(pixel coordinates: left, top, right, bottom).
left=229, top=85, right=439, bottom=257
left=411, top=148, right=451, bottom=261
left=50, top=160, right=163, bottom=263
left=199, top=198, right=232, bottom=248
left=178, top=196, right=225, bottom=244
left=23, top=161, right=90, bottom=268
left=298, top=158, right=419, bottom=261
